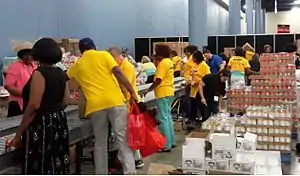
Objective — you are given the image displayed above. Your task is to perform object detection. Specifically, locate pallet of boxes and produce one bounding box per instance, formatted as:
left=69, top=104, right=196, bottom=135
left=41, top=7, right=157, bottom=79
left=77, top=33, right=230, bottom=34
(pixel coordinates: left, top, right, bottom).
left=178, top=115, right=283, bottom=175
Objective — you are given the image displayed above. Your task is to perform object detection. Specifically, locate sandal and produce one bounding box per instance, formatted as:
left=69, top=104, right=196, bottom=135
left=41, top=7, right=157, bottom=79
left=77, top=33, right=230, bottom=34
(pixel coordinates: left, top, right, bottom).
left=157, top=148, right=171, bottom=153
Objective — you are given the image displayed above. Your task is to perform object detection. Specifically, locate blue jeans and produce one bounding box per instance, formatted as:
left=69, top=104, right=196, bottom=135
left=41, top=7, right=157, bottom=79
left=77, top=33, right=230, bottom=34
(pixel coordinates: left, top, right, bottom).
left=157, top=96, right=175, bottom=149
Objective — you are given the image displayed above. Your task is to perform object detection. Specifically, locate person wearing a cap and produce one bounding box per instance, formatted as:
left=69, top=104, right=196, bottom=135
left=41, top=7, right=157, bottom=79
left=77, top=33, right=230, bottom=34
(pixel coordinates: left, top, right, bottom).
left=5, top=46, right=37, bottom=117
left=67, top=38, right=138, bottom=174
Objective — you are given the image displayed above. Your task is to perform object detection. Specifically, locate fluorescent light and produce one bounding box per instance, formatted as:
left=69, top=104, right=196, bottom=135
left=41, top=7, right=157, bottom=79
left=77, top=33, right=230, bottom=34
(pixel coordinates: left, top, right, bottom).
left=294, top=0, right=300, bottom=5
left=243, top=5, right=246, bottom=9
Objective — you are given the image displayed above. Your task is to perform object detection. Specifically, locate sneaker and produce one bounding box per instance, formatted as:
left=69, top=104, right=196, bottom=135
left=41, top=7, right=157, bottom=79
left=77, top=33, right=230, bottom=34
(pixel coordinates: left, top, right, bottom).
left=0, top=87, right=9, bottom=97
left=135, top=159, right=144, bottom=169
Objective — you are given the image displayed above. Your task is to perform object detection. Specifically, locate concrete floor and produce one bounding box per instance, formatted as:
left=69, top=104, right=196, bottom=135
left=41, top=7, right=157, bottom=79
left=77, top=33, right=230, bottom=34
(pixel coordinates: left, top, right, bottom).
left=1, top=130, right=300, bottom=175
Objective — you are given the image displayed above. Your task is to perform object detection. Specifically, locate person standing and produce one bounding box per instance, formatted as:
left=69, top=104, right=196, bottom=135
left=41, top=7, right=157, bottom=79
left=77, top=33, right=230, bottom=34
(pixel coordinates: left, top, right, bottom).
left=67, top=38, right=137, bottom=175
left=139, top=56, right=156, bottom=84
left=9, top=38, right=70, bottom=174
left=182, top=45, right=198, bottom=129
left=5, top=46, right=37, bottom=117
left=188, top=50, right=210, bottom=130
left=143, top=44, right=175, bottom=152
left=227, top=47, right=259, bottom=89
left=170, top=50, right=183, bottom=77
left=203, top=50, right=225, bottom=74
left=108, top=47, right=144, bottom=169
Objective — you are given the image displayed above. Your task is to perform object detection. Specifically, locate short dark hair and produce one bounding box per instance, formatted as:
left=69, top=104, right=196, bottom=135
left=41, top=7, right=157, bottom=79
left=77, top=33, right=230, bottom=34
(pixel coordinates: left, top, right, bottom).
left=219, top=69, right=231, bottom=77
left=184, top=45, right=198, bottom=54
left=193, top=50, right=205, bottom=63
left=284, top=44, right=297, bottom=53
left=171, top=50, right=177, bottom=56
left=203, top=49, right=211, bottom=54
left=155, top=44, right=171, bottom=58
left=17, top=49, right=32, bottom=59
left=32, top=38, right=62, bottom=64
left=234, top=47, right=246, bottom=57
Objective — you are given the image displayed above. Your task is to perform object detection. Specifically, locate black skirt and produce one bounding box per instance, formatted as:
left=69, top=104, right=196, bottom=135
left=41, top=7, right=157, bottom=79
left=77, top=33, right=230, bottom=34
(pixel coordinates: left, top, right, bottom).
left=22, top=110, right=70, bottom=174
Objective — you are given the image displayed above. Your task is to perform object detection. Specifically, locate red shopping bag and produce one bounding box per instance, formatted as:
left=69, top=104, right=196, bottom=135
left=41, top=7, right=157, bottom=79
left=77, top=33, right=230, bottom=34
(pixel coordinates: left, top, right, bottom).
left=144, top=111, right=158, bottom=128
left=140, top=122, right=166, bottom=158
left=128, top=102, right=146, bottom=150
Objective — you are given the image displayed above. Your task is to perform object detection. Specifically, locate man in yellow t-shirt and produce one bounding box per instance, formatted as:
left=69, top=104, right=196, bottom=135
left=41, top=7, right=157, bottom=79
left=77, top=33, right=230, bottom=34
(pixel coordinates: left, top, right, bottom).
left=143, top=44, right=175, bottom=152
left=170, top=50, right=183, bottom=77
left=67, top=38, right=137, bottom=175
left=108, top=47, right=144, bottom=169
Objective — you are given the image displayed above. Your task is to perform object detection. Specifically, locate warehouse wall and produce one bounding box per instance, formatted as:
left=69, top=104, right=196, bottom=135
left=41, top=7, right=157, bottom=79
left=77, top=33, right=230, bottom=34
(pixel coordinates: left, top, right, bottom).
left=207, top=0, right=229, bottom=35
left=0, top=0, right=229, bottom=59
left=0, top=0, right=59, bottom=57
left=266, top=8, right=300, bottom=33
left=58, top=0, right=189, bottom=51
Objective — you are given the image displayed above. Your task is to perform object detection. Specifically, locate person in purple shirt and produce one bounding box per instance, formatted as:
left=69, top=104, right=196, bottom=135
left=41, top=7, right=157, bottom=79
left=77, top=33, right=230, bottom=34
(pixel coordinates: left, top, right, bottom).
left=204, top=50, right=225, bottom=74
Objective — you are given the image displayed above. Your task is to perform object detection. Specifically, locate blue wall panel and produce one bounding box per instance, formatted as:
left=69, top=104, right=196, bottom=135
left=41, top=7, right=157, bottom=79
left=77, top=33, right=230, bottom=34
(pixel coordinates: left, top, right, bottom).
left=0, top=0, right=228, bottom=58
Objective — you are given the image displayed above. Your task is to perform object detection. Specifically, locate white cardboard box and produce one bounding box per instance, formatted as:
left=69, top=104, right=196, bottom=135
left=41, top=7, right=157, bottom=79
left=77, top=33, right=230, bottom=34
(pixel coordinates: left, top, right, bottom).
left=229, top=152, right=255, bottom=174
left=182, top=145, right=205, bottom=172
left=185, top=137, right=205, bottom=147
left=242, top=132, right=257, bottom=151
left=210, top=133, right=236, bottom=149
left=212, top=146, right=236, bottom=160
left=206, top=158, right=230, bottom=172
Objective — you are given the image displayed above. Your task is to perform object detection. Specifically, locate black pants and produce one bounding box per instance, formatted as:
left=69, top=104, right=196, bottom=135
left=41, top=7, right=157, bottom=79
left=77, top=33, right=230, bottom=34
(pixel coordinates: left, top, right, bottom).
left=7, top=101, right=22, bottom=118
left=182, top=86, right=191, bottom=119
left=174, top=71, right=181, bottom=78
left=189, top=93, right=212, bottom=123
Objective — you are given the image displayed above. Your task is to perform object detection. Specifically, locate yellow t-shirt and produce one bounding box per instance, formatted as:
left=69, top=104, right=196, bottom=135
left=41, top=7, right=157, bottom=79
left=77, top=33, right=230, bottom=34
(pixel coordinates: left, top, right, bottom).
left=172, top=56, right=183, bottom=71
left=245, top=51, right=254, bottom=61
left=119, top=59, right=140, bottom=105
left=67, top=50, right=124, bottom=116
left=183, top=56, right=196, bottom=82
left=154, top=58, right=175, bottom=99
left=190, top=61, right=211, bottom=98
left=228, top=56, right=250, bottom=74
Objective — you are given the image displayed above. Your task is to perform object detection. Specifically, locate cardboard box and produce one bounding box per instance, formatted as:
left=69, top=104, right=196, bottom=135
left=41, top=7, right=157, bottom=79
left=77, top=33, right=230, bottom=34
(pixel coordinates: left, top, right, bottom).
left=182, top=145, right=205, bottom=172
left=229, top=152, right=255, bottom=174
left=206, top=158, right=230, bottom=172
left=242, top=132, right=257, bottom=151
left=212, top=146, right=236, bottom=160
left=68, top=79, right=79, bottom=105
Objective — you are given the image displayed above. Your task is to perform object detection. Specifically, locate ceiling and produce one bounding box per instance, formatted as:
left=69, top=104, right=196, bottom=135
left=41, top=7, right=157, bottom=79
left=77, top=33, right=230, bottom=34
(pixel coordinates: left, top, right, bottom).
left=241, top=0, right=300, bottom=12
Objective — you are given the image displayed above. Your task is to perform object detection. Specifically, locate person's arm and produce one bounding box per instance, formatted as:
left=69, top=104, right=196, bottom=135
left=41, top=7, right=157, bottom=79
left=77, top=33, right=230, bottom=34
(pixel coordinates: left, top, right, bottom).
left=218, top=57, right=225, bottom=71
left=15, top=71, right=45, bottom=138
left=227, top=58, right=232, bottom=70
left=218, top=95, right=223, bottom=110
left=146, top=78, right=162, bottom=92
left=62, top=81, right=69, bottom=107
left=4, top=73, right=22, bottom=97
left=4, top=66, right=22, bottom=97
left=198, top=80, right=205, bottom=99
left=244, top=60, right=259, bottom=75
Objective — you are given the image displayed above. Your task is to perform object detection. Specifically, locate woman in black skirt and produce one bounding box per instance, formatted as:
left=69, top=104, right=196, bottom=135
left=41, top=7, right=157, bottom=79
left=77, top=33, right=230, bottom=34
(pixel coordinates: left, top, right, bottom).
left=9, top=38, right=70, bottom=174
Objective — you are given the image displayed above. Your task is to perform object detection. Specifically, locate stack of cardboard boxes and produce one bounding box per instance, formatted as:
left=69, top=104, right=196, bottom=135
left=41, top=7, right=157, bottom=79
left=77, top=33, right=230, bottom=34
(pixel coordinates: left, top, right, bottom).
left=182, top=131, right=282, bottom=175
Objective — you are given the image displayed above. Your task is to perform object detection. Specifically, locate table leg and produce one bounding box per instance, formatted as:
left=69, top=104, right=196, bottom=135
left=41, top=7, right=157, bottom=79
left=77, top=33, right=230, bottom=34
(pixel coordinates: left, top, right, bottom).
left=75, top=141, right=83, bottom=174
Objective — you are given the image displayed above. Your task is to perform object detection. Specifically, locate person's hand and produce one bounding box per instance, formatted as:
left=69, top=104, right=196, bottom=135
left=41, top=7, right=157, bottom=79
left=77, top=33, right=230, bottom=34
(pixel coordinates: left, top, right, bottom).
left=140, top=89, right=149, bottom=97
left=8, top=135, right=22, bottom=149
left=201, top=98, right=208, bottom=106
left=130, top=92, right=138, bottom=102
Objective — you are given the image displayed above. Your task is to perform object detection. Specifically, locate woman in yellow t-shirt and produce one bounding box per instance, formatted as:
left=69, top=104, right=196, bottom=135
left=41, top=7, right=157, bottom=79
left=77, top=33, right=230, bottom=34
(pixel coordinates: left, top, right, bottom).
left=170, top=50, right=183, bottom=77
left=142, top=44, right=175, bottom=152
left=227, top=47, right=259, bottom=89
left=188, top=50, right=210, bottom=130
